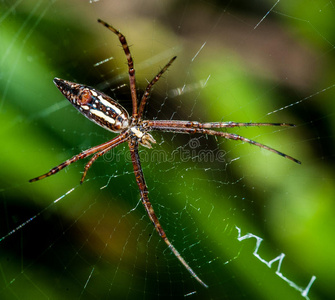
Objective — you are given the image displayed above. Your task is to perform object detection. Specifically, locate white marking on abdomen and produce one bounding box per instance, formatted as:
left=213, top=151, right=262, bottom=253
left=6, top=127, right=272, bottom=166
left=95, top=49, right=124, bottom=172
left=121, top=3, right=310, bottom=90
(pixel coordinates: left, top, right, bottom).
left=98, top=95, right=122, bottom=115
left=91, top=109, right=115, bottom=124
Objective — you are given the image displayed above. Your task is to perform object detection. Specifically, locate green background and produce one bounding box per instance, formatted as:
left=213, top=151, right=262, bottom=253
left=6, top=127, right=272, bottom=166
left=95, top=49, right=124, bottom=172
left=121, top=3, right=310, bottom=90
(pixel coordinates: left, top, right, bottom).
left=1, top=0, right=334, bottom=299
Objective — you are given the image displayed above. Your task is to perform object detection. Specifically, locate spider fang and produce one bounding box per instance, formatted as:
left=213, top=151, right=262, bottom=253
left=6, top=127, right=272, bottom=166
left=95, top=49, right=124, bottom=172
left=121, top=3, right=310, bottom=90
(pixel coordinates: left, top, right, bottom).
left=130, top=127, right=156, bottom=148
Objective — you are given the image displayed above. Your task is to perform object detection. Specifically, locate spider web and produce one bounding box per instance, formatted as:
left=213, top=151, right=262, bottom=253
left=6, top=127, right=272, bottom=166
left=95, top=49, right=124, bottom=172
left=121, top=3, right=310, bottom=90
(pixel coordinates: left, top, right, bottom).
left=1, top=0, right=334, bottom=299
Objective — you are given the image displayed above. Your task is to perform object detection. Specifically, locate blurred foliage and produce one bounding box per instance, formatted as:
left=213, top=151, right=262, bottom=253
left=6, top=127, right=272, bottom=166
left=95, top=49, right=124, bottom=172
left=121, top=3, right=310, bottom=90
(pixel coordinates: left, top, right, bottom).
left=1, top=0, right=334, bottom=299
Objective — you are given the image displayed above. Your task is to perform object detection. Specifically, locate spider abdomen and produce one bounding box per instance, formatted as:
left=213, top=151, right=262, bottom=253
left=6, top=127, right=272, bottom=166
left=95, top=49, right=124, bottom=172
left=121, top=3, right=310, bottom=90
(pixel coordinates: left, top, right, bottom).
left=54, top=78, right=130, bottom=132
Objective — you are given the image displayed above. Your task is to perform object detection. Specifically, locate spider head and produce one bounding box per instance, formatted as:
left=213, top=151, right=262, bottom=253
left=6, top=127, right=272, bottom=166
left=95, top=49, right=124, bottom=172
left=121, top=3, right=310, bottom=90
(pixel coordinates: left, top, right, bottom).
left=53, top=78, right=130, bottom=132
left=129, top=126, right=156, bottom=149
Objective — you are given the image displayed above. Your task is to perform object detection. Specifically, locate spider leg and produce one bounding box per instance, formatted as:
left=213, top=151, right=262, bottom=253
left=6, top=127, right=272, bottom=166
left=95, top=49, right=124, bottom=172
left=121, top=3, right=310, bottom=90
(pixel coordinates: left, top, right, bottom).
left=98, top=19, right=138, bottom=119
left=146, top=120, right=296, bottom=129
left=80, top=133, right=130, bottom=184
left=138, top=56, right=177, bottom=119
left=30, top=132, right=129, bottom=183
left=147, top=123, right=301, bottom=164
left=128, top=139, right=208, bottom=288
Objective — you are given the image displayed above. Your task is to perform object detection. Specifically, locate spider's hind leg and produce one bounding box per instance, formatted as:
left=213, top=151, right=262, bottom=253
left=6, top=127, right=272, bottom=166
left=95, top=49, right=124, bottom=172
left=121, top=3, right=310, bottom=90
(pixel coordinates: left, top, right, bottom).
left=97, top=19, right=138, bottom=119
left=29, top=152, right=90, bottom=183
left=30, top=132, right=130, bottom=183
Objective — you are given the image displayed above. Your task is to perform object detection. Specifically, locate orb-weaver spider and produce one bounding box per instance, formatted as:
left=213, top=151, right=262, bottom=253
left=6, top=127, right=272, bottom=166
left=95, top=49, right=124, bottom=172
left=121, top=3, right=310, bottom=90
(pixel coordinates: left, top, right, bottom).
left=30, top=19, right=300, bottom=288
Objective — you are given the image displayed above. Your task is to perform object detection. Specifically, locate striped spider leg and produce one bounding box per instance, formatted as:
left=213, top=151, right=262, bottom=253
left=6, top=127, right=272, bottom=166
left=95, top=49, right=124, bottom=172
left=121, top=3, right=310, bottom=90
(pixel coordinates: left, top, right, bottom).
left=30, top=19, right=300, bottom=289
left=145, top=120, right=301, bottom=164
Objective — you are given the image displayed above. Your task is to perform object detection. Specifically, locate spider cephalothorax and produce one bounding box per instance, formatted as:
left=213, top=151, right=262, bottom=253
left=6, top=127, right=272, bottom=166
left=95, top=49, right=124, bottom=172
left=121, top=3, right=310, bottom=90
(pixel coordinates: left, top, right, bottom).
left=30, top=19, right=300, bottom=288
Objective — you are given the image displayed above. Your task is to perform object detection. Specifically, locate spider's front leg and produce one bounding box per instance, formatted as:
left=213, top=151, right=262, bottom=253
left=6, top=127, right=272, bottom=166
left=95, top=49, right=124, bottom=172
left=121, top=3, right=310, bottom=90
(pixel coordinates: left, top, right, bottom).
left=128, top=139, right=208, bottom=288
left=146, top=120, right=301, bottom=164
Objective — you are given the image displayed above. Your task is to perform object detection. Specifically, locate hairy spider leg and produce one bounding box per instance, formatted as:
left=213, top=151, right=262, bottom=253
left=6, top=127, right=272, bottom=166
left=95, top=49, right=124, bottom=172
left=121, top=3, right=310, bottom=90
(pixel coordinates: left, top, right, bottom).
left=98, top=19, right=138, bottom=119
left=147, top=122, right=301, bottom=164
left=146, top=120, right=297, bottom=129
left=128, top=140, right=208, bottom=288
left=138, top=56, right=177, bottom=119
left=30, top=132, right=129, bottom=183
left=80, top=132, right=130, bottom=184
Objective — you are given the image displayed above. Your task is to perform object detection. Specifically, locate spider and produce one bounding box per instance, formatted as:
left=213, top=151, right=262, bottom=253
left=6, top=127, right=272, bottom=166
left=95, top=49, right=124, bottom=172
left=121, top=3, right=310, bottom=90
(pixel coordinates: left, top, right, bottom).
left=30, top=19, right=301, bottom=288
